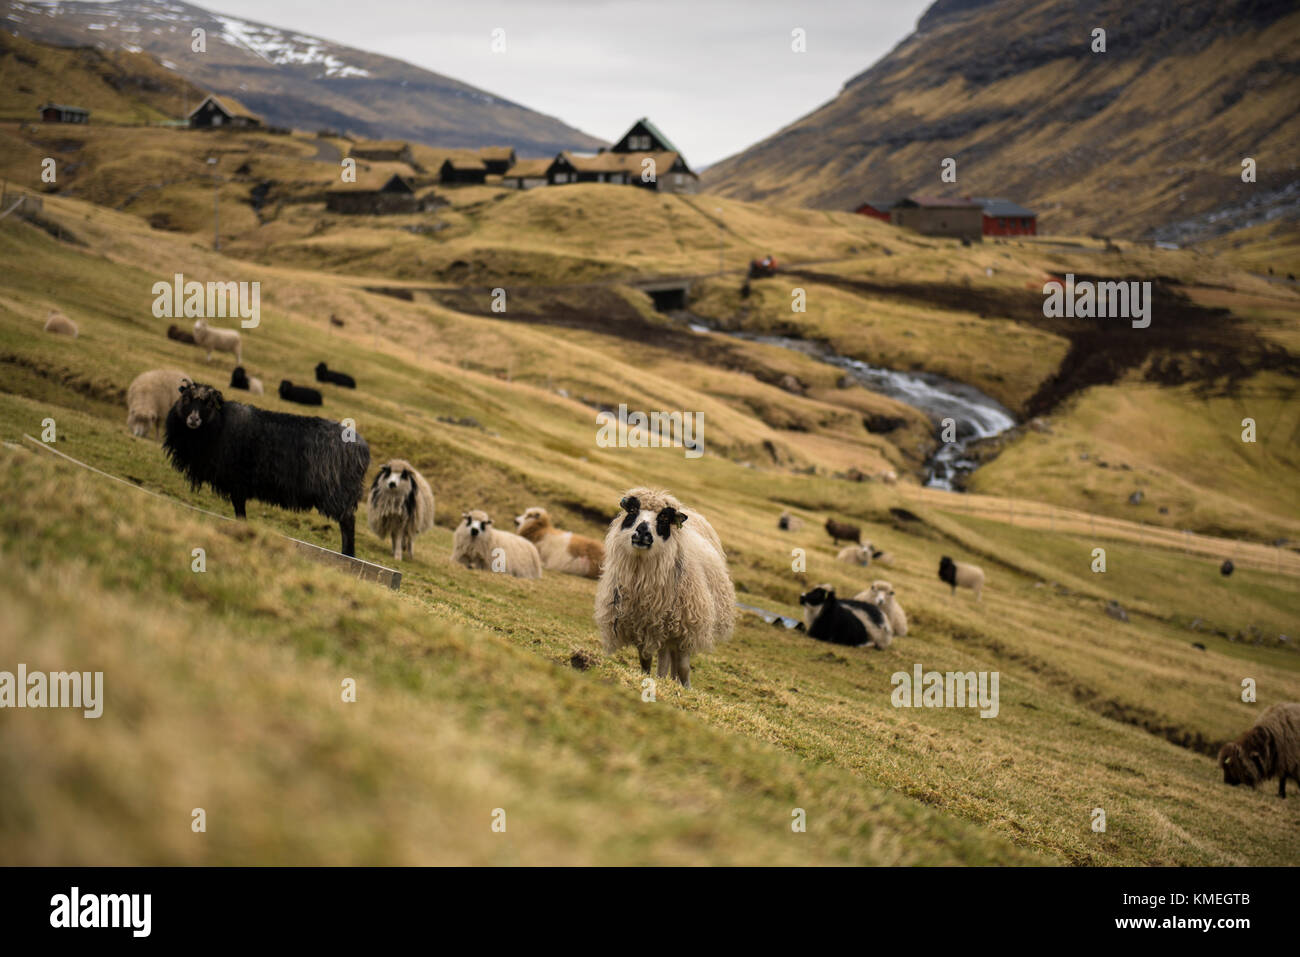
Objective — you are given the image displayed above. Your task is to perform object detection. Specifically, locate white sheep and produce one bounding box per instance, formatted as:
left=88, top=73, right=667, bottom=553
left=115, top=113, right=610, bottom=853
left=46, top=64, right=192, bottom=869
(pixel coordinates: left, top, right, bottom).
left=126, top=368, right=191, bottom=439
left=855, top=580, right=909, bottom=637
left=452, top=509, right=542, bottom=579
left=43, top=309, right=78, bottom=338
left=594, top=488, right=735, bottom=689
left=836, top=544, right=872, bottom=566
left=515, top=506, right=605, bottom=579
left=367, top=459, right=436, bottom=561
left=193, top=319, right=242, bottom=364
left=939, top=555, right=984, bottom=601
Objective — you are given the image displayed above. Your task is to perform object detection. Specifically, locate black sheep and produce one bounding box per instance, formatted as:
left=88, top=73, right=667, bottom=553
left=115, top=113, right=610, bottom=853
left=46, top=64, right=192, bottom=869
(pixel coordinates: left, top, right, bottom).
left=798, top=584, right=893, bottom=649
left=279, top=380, right=323, bottom=406
left=164, top=382, right=370, bottom=556
left=1220, top=559, right=1234, bottom=577
left=167, top=324, right=196, bottom=345
left=315, top=362, right=356, bottom=388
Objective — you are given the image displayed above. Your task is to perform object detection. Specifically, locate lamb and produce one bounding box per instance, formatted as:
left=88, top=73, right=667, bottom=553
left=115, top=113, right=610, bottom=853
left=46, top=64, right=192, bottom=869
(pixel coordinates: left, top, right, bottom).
left=855, top=580, right=909, bottom=637
left=837, top=544, right=872, bottom=566
left=1218, top=702, right=1300, bottom=798
left=799, top=584, right=893, bottom=649
left=229, top=366, right=264, bottom=395
left=778, top=510, right=804, bottom=532
left=594, top=488, right=735, bottom=689
left=452, top=510, right=543, bottom=579
left=163, top=382, right=370, bottom=556
left=367, top=459, right=435, bottom=561
left=126, top=368, right=191, bottom=439
left=825, top=517, right=861, bottom=545
left=192, top=319, right=242, bottom=364
left=43, top=310, right=78, bottom=338
left=515, top=506, right=605, bottom=579
left=316, top=362, right=356, bottom=388
left=279, top=380, right=323, bottom=406
left=167, top=324, right=196, bottom=345
left=938, top=555, right=984, bottom=601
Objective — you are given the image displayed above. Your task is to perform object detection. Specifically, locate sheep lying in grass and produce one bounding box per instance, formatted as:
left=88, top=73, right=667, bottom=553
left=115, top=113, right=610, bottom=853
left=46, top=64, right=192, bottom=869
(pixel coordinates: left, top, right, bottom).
left=939, top=555, right=984, bottom=601
left=452, top=510, right=542, bottom=578
left=367, top=459, right=435, bottom=561
left=515, top=506, right=604, bottom=579
left=192, top=319, right=241, bottom=364
left=1219, top=703, right=1300, bottom=798
left=43, top=310, right=78, bottom=338
left=279, top=380, right=322, bottom=406
left=855, top=580, right=908, bottom=637
left=799, top=583, right=893, bottom=649
left=315, top=362, right=356, bottom=388
left=126, top=369, right=191, bottom=439
left=164, top=382, right=370, bottom=555
left=229, top=366, right=263, bottom=395
left=778, top=510, right=803, bottom=531
left=167, top=324, right=196, bottom=344
left=837, top=542, right=893, bottom=567
left=825, top=518, right=860, bottom=544
left=595, top=488, right=734, bottom=689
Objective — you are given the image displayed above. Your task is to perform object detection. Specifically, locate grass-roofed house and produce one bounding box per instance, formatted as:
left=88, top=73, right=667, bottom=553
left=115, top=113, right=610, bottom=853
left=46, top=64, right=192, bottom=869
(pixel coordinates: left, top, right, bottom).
left=536, top=118, right=698, bottom=193
left=39, top=103, right=89, bottom=124
left=439, top=155, right=488, bottom=185
left=349, top=140, right=415, bottom=166
left=325, top=172, right=421, bottom=215
left=188, top=94, right=263, bottom=130
left=478, top=147, right=517, bottom=176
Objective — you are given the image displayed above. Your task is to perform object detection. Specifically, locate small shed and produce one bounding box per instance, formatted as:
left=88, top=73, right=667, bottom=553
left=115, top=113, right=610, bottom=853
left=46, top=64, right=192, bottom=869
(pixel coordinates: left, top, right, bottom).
left=325, top=173, right=419, bottom=215
left=890, top=196, right=983, bottom=241
left=38, top=103, right=89, bottom=124
left=349, top=140, right=414, bottom=165
left=478, top=146, right=517, bottom=176
left=502, top=157, right=552, bottom=189
left=439, top=156, right=488, bottom=185
left=854, top=199, right=895, bottom=222
left=188, top=94, right=263, bottom=129
left=972, top=197, right=1037, bottom=236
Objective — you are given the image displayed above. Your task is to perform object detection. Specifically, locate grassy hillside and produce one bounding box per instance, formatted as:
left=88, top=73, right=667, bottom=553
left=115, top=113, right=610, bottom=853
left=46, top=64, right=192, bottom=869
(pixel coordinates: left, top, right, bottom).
left=1, top=192, right=1297, bottom=864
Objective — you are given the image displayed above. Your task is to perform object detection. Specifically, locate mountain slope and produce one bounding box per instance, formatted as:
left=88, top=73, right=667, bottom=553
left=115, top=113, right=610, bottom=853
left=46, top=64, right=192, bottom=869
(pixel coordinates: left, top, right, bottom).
left=2, top=0, right=603, bottom=154
left=703, top=0, right=1300, bottom=240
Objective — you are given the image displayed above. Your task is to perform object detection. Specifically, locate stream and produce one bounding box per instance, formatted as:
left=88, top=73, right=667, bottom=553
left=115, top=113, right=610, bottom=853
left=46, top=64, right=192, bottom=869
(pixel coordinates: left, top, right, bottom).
left=686, top=322, right=1018, bottom=489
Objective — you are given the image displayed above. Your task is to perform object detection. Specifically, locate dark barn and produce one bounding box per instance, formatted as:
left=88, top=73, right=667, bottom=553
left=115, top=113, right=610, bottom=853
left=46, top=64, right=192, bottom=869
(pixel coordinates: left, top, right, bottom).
left=325, top=173, right=420, bottom=215
left=854, top=199, right=895, bottom=222
left=39, top=103, right=89, bottom=124
left=439, top=157, right=488, bottom=184
left=478, top=146, right=517, bottom=175
left=973, top=197, right=1038, bottom=236
left=188, top=94, right=263, bottom=129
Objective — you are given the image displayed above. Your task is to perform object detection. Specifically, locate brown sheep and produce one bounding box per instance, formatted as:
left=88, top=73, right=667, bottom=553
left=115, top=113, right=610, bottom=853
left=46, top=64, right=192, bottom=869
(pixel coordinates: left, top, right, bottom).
left=825, top=517, right=861, bottom=545
left=514, top=506, right=604, bottom=579
left=1218, top=702, right=1300, bottom=798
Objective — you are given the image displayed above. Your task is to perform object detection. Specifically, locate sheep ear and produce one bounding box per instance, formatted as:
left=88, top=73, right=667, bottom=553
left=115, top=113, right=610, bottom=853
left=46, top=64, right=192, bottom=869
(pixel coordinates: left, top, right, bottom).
left=620, top=495, right=639, bottom=513
left=673, top=512, right=687, bottom=528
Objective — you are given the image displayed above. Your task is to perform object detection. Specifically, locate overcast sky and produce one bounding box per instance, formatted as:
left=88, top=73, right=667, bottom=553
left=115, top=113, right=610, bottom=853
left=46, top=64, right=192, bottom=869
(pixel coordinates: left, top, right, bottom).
left=191, top=0, right=932, bottom=166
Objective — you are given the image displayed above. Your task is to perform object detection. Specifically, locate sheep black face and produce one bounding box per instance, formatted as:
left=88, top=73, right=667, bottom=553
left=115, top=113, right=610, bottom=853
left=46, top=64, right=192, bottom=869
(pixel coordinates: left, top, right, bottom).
left=619, top=495, right=685, bottom=551
left=463, top=512, right=490, bottom=538
left=799, top=585, right=832, bottom=608
left=938, top=556, right=957, bottom=588
left=175, top=382, right=223, bottom=431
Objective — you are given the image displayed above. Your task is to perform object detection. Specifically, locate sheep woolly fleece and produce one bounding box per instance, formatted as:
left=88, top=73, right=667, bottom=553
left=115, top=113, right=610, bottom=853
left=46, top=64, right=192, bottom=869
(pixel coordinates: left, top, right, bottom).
left=515, top=507, right=604, bottom=579
left=126, top=368, right=191, bottom=439
left=43, top=310, right=78, bottom=338
left=856, top=580, right=909, bottom=637
left=452, top=510, right=543, bottom=579
left=595, top=487, right=735, bottom=660
left=367, top=459, right=436, bottom=561
left=1218, top=702, right=1300, bottom=795
left=193, top=320, right=242, bottom=363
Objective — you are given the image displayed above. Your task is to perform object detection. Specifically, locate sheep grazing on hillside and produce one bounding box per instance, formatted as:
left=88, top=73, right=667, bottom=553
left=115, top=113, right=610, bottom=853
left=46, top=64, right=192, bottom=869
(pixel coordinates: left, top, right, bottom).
left=163, top=382, right=370, bottom=556
left=799, top=584, right=893, bottom=649
left=452, top=510, right=543, bottom=578
left=192, top=319, right=242, bottom=364
left=367, top=459, right=435, bottom=561
left=1218, top=702, right=1300, bottom=798
left=595, top=488, right=735, bottom=689
left=778, top=510, right=804, bottom=532
left=316, top=362, right=356, bottom=388
left=43, top=310, right=78, bottom=338
left=825, top=517, right=861, bottom=545
left=229, top=366, right=264, bottom=395
left=939, top=555, right=984, bottom=601
left=877, top=469, right=898, bottom=485
left=279, top=380, right=323, bottom=406
left=167, top=324, right=196, bottom=345
left=126, top=368, right=191, bottom=439
left=855, top=580, right=909, bottom=637
left=515, top=506, right=605, bottom=579
left=1221, top=559, right=1235, bottom=577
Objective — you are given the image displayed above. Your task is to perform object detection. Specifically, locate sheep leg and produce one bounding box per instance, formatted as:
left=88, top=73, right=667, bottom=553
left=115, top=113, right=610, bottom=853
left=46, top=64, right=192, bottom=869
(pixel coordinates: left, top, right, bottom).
left=638, top=651, right=654, bottom=675
left=674, top=651, right=692, bottom=690
left=1280, top=777, right=1287, bottom=799
left=340, top=514, right=356, bottom=557
left=231, top=497, right=247, bottom=520
left=656, top=651, right=672, bottom=679
left=403, top=533, right=414, bottom=558
left=391, top=534, right=402, bottom=562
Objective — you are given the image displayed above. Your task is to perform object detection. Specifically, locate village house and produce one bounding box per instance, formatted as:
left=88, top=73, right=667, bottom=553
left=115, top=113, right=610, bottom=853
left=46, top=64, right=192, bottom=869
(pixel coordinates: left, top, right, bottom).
left=972, top=197, right=1037, bottom=236
left=503, top=119, right=698, bottom=194
left=890, top=195, right=983, bottom=241
left=349, top=140, right=414, bottom=165
left=439, top=156, right=488, bottom=185
left=188, top=94, right=263, bottom=130
left=325, top=173, right=424, bottom=215
left=478, top=146, right=517, bottom=176
left=501, top=157, right=551, bottom=190
left=854, top=198, right=895, bottom=222
left=38, top=103, right=89, bottom=124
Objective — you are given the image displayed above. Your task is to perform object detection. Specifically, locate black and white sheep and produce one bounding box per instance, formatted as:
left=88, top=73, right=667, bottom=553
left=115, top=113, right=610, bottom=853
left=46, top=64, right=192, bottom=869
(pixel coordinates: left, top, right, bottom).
left=939, top=555, right=984, bottom=601
left=452, top=509, right=543, bottom=578
left=229, top=366, right=263, bottom=395
left=163, top=382, right=370, bottom=556
left=855, top=580, right=908, bottom=637
left=367, top=459, right=435, bottom=561
left=315, top=362, right=356, bottom=388
left=799, top=583, right=893, bottom=649
left=594, top=488, right=735, bottom=688
left=279, top=380, right=323, bottom=406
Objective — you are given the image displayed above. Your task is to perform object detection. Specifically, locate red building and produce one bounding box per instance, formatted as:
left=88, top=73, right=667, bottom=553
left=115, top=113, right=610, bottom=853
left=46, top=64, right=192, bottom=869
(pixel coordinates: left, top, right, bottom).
left=972, top=197, right=1037, bottom=236
left=854, top=198, right=895, bottom=222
